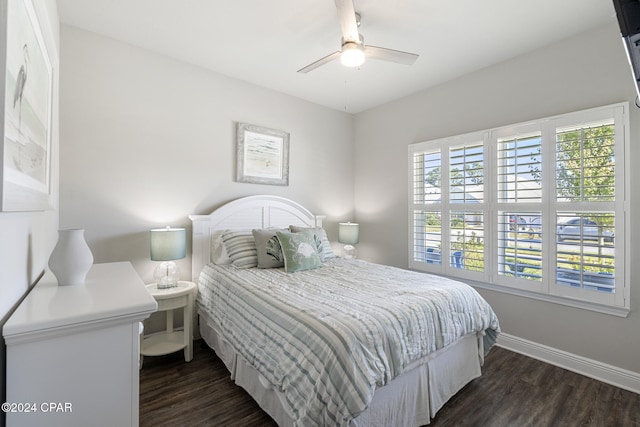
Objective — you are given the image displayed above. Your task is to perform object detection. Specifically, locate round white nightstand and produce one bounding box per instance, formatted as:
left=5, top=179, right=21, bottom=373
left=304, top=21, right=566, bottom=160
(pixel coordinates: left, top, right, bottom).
left=141, top=281, right=197, bottom=365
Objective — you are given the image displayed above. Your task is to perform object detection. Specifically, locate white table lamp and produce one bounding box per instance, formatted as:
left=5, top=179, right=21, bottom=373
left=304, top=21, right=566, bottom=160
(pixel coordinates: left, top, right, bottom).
left=150, top=227, right=186, bottom=289
left=339, top=222, right=360, bottom=259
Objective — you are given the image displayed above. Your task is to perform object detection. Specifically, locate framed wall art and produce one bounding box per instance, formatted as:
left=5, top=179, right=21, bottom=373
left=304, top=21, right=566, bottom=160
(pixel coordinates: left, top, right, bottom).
left=236, top=122, right=289, bottom=186
left=1, top=0, right=54, bottom=211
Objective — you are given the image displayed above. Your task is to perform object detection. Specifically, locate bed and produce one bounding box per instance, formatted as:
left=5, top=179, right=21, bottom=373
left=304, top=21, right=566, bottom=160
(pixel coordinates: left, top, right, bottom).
left=189, top=195, right=500, bottom=427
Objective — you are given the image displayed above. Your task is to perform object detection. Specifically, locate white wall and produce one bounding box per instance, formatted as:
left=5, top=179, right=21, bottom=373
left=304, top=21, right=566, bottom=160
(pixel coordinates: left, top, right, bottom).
left=58, top=13, right=639, bottom=379
left=59, top=26, right=354, bottom=283
left=1, top=0, right=60, bottom=325
left=0, top=0, right=60, bottom=422
left=353, top=22, right=640, bottom=374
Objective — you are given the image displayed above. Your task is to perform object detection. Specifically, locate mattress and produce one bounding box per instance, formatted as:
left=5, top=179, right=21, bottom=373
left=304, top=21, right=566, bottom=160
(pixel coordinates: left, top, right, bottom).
left=197, top=258, right=500, bottom=426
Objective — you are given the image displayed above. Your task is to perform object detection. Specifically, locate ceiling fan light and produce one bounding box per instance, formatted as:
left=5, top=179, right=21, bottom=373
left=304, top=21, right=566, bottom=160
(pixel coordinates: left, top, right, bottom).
left=341, top=42, right=365, bottom=67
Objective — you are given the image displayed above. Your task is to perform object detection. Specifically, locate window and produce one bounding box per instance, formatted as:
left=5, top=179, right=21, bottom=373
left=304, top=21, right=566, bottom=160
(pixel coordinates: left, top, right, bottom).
left=409, top=104, right=629, bottom=316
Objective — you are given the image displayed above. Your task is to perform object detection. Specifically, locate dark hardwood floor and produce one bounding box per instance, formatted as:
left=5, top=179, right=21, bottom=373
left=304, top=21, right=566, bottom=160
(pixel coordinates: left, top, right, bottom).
left=140, top=341, right=640, bottom=427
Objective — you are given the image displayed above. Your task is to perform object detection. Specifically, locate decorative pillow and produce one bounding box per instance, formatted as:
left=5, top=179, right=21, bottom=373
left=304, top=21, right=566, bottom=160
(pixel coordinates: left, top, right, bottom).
left=289, top=225, right=336, bottom=260
left=252, top=228, right=285, bottom=268
left=276, top=230, right=322, bottom=273
left=220, top=230, right=258, bottom=269
left=210, top=230, right=232, bottom=265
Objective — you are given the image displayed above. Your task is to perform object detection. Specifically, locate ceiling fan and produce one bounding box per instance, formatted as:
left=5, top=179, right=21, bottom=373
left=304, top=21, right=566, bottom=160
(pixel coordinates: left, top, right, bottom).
left=297, top=0, right=419, bottom=73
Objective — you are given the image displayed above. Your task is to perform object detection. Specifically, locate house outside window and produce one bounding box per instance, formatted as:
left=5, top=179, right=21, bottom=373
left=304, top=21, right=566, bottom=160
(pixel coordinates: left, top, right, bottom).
left=408, top=103, right=629, bottom=316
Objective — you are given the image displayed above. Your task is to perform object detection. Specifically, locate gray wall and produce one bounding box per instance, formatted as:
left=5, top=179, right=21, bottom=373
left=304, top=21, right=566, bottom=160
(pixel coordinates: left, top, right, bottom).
left=0, top=0, right=60, bottom=325
left=0, top=0, right=60, bottom=426
left=58, top=20, right=639, bottom=375
left=353, top=22, right=640, bottom=373
left=0, top=2, right=59, bottom=424
left=59, top=26, right=355, bottom=284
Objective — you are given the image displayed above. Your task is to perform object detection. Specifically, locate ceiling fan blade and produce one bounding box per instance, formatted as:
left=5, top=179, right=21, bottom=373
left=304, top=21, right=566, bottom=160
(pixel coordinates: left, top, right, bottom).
left=297, top=51, right=341, bottom=73
left=334, top=0, right=359, bottom=42
left=364, top=45, right=419, bottom=65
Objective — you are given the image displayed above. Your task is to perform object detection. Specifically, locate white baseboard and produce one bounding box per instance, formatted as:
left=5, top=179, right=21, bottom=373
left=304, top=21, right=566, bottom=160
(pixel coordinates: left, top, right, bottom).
left=496, top=333, right=640, bottom=395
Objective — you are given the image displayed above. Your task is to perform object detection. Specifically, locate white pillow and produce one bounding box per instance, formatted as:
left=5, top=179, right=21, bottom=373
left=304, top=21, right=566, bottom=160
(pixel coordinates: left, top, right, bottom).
left=210, top=230, right=231, bottom=265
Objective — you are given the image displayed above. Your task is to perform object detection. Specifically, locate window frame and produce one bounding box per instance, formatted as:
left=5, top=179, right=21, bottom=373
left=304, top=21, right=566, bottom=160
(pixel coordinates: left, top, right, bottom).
left=408, top=103, right=630, bottom=317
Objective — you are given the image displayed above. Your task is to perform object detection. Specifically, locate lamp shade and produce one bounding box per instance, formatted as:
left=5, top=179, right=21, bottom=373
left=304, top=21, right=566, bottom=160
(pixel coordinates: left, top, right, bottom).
left=150, top=227, right=186, bottom=261
left=338, top=222, right=360, bottom=245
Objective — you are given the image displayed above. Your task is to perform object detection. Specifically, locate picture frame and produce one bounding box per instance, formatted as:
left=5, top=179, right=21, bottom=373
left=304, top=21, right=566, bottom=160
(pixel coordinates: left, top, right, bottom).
left=236, top=122, right=289, bottom=186
left=1, top=0, right=54, bottom=211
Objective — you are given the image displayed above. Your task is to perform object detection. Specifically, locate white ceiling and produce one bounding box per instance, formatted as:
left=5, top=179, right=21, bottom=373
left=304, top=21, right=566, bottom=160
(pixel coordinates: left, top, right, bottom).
left=56, top=0, right=617, bottom=114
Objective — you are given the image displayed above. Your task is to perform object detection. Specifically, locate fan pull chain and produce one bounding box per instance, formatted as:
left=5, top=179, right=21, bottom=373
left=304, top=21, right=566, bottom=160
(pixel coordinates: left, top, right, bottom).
left=344, top=79, right=348, bottom=111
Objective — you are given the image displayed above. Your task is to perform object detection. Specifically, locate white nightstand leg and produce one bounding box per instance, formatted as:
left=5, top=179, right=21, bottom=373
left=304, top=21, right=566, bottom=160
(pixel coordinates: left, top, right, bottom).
left=166, top=310, right=174, bottom=333
left=139, top=331, right=144, bottom=369
left=139, top=321, right=144, bottom=369
left=184, top=292, right=193, bottom=362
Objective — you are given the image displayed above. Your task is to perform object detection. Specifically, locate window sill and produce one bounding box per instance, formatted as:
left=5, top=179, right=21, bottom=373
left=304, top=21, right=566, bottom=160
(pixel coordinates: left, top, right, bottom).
left=466, top=279, right=630, bottom=318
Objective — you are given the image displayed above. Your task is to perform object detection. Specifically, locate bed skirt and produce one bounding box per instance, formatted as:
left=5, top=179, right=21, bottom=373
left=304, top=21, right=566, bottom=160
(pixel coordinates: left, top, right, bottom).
left=198, top=308, right=482, bottom=427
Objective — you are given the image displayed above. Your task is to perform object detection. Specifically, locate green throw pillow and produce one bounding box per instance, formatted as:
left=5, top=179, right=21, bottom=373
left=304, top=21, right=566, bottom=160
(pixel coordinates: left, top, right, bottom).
left=276, top=230, right=322, bottom=273
left=289, top=225, right=335, bottom=260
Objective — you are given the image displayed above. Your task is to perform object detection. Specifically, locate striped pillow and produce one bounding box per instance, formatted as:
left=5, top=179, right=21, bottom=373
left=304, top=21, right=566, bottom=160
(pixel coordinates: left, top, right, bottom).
left=220, top=230, right=258, bottom=268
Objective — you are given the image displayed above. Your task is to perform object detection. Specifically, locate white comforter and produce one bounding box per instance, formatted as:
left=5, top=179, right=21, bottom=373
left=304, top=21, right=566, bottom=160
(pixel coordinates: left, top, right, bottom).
left=197, top=258, right=500, bottom=427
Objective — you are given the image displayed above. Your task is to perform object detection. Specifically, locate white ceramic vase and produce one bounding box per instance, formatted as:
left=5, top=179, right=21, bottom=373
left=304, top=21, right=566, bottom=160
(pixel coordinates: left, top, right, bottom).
left=48, top=229, right=94, bottom=286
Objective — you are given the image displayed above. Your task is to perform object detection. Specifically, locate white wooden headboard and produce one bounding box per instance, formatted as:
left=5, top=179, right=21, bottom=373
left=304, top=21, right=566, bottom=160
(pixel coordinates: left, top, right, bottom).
left=188, top=195, right=324, bottom=282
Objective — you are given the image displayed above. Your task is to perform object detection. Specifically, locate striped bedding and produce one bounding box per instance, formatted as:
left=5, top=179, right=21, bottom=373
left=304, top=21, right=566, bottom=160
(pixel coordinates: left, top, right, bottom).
left=197, top=258, right=500, bottom=427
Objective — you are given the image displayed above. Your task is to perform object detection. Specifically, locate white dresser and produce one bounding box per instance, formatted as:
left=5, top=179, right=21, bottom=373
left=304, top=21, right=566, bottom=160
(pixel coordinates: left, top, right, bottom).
left=3, top=262, right=157, bottom=427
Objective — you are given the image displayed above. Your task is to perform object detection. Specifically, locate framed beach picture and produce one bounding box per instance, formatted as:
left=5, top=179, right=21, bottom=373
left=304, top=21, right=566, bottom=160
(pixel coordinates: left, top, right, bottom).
left=1, top=0, right=54, bottom=211
left=236, top=122, right=289, bottom=186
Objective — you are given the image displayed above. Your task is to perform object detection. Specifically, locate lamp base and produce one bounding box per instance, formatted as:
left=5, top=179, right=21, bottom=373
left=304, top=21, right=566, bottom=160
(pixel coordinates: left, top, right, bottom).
left=153, top=261, right=180, bottom=289
left=343, top=244, right=357, bottom=259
